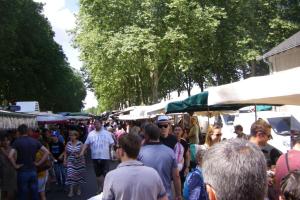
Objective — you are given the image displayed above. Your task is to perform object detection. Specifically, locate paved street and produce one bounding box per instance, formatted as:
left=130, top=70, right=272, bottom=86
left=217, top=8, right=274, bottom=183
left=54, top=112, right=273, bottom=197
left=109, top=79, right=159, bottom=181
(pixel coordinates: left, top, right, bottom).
left=47, top=155, right=119, bottom=200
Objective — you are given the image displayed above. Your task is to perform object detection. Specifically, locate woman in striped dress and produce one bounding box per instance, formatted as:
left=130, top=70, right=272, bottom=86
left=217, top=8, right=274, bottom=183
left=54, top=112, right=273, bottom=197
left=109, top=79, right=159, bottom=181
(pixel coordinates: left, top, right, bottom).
left=64, top=130, right=86, bottom=197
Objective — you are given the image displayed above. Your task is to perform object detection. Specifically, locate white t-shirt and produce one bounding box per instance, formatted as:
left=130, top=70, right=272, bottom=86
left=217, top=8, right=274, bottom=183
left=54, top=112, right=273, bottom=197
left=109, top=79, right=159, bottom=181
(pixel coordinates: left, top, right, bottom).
left=85, top=128, right=115, bottom=159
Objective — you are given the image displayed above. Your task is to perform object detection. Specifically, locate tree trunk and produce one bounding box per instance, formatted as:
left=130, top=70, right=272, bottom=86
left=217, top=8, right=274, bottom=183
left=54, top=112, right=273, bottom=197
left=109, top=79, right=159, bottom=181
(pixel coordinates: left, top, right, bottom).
left=138, top=75, right=144, bottom=105
left=250, top=60, right=256, bottom=77
left=151, top=69, right=159, bottom=103
left=187, top=85, right=191, bottom=96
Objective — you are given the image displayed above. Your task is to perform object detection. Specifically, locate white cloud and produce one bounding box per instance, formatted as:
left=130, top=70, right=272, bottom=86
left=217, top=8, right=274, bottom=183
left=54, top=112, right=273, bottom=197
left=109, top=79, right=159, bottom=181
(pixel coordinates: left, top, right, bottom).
left=33, top=0, right=98, bottom=110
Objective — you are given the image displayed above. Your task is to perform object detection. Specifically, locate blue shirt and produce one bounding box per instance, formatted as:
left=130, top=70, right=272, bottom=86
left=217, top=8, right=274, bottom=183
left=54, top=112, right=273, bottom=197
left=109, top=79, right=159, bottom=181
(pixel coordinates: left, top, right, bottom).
left=138, top=143, right=177, bottom=199
left=12, top=136, right=42, bottom=172
left=183, top=167, right=208, bottom=200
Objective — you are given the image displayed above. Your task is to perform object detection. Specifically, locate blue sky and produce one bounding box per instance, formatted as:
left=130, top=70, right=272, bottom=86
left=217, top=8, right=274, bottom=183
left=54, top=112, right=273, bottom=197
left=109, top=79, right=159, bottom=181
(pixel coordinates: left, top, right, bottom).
left=33, top=0, right=98, bottom=109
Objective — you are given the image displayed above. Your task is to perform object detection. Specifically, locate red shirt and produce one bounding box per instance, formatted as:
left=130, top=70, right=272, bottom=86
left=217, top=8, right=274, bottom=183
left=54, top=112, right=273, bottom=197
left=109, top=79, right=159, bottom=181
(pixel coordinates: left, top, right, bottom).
left=275, top=149, right=300, bottom=192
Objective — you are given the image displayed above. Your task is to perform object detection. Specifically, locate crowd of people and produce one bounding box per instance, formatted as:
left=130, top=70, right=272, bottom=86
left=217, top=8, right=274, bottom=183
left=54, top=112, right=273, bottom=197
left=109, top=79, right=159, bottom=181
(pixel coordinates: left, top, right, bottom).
left=0, top=115, right=300, bottom=200
left=0, top=123, right=90, bottom=200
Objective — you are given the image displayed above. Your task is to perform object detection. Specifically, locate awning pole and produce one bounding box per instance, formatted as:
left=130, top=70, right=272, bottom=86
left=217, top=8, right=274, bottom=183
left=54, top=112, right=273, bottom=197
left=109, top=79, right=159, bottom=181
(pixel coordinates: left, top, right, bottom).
left=255, top=104, right=257, bottom=121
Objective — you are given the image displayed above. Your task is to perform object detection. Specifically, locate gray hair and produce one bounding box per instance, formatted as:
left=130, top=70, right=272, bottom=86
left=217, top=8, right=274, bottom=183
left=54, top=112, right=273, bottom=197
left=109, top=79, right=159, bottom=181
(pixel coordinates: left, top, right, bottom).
left=196, top=148, right=206, bottom=165
left=202, top=139, right=267, bottom=200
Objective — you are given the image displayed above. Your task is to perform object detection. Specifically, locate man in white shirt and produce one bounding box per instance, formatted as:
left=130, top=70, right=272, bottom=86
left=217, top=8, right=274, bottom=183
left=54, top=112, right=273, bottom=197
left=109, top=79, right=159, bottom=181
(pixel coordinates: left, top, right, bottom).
left=80, top=119, right=115, bottom=194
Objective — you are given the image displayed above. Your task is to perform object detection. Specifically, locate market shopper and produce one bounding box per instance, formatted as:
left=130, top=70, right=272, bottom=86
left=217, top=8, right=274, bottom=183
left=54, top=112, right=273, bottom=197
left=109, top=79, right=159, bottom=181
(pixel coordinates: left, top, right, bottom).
left=183, top=148, right=208, bottom=200
left=201, top=124, right=222, bottom=150
left=249, top=119, right=282, bottom=167
left=139, top=123, right=182, bottom=200
left=279, top=170, right=300, bottom=200
left=79, top=119, right=115, bottom=194
left=188, top=117, right=200, bottom=145
left=174, top=125, right=190, bottom=183
left=102, top=133, right=167, bottom=200
left=275, top=136, right=300, bottom=195
left=203, top=139, right=267, bottom=200
left=0, top=131, right=17, bottom=200
left=8, top=124, right=50, bottom=200
left=36, top=149, right=49, bottom=200
left=157, top=115, right=177, bottom=150
left=49, top=132, right=65, bottom=188
left=64, top=130, right=86, bottom=197
left=189, top=124, right=222, bottom=169
left=234, top=125, right=248, bottom=139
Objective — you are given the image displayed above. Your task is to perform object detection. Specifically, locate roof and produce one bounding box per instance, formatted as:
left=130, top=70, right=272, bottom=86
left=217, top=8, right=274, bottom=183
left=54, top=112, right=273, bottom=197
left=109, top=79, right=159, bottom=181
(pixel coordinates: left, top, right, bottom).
left=0, top=110, right=36, bottom=118
left=262, top=31, right=300, bottom=59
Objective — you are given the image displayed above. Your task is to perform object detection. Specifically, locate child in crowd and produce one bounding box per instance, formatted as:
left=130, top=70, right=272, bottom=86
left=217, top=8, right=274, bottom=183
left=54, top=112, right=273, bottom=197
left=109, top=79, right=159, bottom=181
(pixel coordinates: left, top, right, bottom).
left=49, top=132, right=66, bottom=188
left=183, top=148, right=208, bottom=200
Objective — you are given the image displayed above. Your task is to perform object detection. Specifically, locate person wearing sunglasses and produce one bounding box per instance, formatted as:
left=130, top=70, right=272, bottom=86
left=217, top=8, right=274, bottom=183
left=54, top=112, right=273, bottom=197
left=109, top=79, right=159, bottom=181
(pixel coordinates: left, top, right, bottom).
left=201, top=124, right=222, bottom=150
left=249, top=119, right=282, bottom=167
left=139, top=123, right=182, bottom=200
left=249, top=119, right=282, bottom=200
left=157, top=115, right=178, bottom=150
left=102, top=133, right=167, bottom=200
left=189, top=124, right=222, bottom=170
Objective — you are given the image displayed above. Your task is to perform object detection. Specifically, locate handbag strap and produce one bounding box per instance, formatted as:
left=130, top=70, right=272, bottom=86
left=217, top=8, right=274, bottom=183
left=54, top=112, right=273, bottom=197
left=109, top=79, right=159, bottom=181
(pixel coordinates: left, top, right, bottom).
left=285, top=151, right=290, bottom=172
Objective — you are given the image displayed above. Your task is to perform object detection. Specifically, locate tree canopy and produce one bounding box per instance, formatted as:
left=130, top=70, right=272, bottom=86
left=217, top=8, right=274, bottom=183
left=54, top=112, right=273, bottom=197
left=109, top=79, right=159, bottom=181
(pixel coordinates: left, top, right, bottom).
left=0, top=0, right=86, bottom=112
left=74, top=0, right=299, bottom=111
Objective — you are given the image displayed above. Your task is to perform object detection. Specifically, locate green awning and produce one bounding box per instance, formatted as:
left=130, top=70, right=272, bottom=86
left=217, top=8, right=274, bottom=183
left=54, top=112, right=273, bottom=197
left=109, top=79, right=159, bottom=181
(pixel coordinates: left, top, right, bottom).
left=165, top=91, right=246, bottom=114
left=256, top=105, right=272, bottom=111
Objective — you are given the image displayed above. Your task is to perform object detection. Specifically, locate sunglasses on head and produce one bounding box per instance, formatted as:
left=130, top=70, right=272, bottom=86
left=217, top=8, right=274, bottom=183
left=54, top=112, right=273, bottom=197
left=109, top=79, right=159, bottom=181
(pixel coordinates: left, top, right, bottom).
left=158, top=124, right=169, bottom=129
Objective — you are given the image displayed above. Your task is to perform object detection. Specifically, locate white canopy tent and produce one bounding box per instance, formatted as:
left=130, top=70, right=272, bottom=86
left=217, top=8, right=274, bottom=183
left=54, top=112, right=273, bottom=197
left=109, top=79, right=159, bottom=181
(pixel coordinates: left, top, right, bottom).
left=35, top=112, right=68, bottom=124
left=118, top=106, right=150, bottom=121
left=208, top=66, right=300, bottom=106
left=65, top=116, right=92, bottom=120
left=0, top=110, right=37, bottom=129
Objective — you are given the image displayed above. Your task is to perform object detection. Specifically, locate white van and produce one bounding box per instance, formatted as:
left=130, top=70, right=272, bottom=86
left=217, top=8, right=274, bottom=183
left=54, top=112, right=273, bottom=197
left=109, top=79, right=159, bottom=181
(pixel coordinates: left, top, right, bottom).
left=16, top=101, right=40, bottom=113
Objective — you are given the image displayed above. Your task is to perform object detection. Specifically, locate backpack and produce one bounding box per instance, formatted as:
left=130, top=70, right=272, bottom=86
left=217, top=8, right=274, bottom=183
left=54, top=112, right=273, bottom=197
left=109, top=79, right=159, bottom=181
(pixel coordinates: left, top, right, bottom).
left=183, top=168, right=208, bottom=200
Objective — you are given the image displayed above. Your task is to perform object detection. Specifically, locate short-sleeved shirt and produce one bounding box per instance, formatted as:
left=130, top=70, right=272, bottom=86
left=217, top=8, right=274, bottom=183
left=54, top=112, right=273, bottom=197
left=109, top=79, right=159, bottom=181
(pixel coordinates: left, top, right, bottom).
left=102, top=160, right=166, bottom=200
left=160, top=134, right=177, bottom=150
left=85, top=128, right=115, bottom=159
left=261, top=144, right=282, bottom=167
left=12, top=136, right=42, bottom=172
left=275, top=149, right=300, bottom=191
left=138, top=143, right=177, bottom=199
left=49, top=141, right=65, bottom=163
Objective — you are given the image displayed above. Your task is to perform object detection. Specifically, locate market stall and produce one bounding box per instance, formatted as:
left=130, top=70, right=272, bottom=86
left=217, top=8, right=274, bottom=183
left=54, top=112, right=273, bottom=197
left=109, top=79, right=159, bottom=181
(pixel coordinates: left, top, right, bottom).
left=35, top=112, right=68, bottom=124
left=165, top=91, right=246, bottom=114
left=208, top=67, right=300, bottom=106
left=0, top=110, right=37, bottom=129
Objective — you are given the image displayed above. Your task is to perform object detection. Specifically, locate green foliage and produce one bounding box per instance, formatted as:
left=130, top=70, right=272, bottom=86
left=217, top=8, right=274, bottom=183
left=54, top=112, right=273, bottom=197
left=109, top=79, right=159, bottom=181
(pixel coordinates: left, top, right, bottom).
left=0, top=0, right=86, bottom=112
left=84, top=106, right=100, bottom=115
left=75, top=0, right=300, bottom=111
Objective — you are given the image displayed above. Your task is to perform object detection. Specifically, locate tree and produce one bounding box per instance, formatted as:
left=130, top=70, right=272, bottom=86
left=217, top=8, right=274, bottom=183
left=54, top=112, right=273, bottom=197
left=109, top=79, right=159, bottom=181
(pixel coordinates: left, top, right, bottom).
left=0, top=0, right=86, bottom=112
left=74, top=0, right=299, bottom=111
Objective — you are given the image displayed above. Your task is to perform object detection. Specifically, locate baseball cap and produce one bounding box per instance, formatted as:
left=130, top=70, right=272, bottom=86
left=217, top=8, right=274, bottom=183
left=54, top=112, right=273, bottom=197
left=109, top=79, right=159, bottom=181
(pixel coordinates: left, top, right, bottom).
left=51, top=131, right=58, bottom=137
left=157, top=115, right=170, bottom=123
